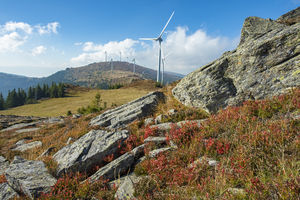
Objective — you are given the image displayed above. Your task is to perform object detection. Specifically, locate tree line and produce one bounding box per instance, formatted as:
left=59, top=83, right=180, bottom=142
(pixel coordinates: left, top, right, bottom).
left=0, top=82, right=65, bottom=110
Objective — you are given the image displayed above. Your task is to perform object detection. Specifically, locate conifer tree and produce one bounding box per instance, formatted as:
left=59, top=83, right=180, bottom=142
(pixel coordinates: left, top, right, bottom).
left=0, top=93, right=4, bottom=110
left=5, top=89, right=18, bottom=108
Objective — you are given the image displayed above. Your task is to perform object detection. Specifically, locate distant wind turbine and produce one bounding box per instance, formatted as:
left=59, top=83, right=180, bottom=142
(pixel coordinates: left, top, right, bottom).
left=139, top=11, right=175, bottom=83
left=132, top=58, right=136, bottom=73
left=110, top=58, right=113, bottom=72
left=161, top=49, right=172, bottom=85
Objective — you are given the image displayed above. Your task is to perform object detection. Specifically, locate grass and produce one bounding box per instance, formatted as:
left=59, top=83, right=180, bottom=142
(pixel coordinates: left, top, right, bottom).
left=1, top=83, right=299, bottom=199
left=133, top=88, right=300, bottom=199
left=0, top=82, right=156, bottom=117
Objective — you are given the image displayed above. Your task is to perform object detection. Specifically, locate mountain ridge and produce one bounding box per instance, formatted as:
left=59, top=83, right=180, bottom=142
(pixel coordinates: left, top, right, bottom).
left=0, top=62, right=184, bottom=97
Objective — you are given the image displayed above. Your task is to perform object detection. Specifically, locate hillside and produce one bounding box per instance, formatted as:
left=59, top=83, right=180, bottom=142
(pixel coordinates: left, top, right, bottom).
left=0, top=73, right=40, bottom=98
left=41, top=61, right=183, bottom=88
left=0, top=80, right=158, bottom=117
left=0, top=62, right=184, bottom=97
left=0, top=7, right=299, bottom=200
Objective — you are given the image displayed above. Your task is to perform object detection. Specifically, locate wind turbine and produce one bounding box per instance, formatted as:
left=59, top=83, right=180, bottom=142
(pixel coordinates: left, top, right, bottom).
left=161, top=48, right=172, bottom=85
left=132, top=58, right=136, bottom=73
left=110, top=58, right=113, bottom=72
left=140, top=11, right=175, bottom=83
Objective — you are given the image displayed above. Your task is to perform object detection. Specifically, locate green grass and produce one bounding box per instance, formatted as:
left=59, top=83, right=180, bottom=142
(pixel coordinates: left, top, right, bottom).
left=0, top=87, right=155, bottom=117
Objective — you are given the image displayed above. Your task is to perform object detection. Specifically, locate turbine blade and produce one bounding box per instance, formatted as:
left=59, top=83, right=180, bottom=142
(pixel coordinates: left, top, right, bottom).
left=158, top=11, right=175, bottom=38
left=139, top=38, right=157, bottom=41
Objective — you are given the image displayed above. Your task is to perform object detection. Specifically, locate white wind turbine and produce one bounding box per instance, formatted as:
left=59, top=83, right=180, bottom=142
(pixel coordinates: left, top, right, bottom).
left=161, top=48, right=172, bottom=85
left=140, top=11, right=175, bottom=83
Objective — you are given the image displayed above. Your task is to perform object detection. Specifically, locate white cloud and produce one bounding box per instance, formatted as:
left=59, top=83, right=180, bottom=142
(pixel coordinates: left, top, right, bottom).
left=71, top=26, right=238, bottom=74
left=32, top=45, right=47, bottom=56
left=0, top=32, right=26, bottom=53
left=0, top=21, right=60, bottom=53
left=71, top=39, right=138, bottom=64
left=36, top=22, right=59, bottom=35
left=2, top=21, right=33, bottom=34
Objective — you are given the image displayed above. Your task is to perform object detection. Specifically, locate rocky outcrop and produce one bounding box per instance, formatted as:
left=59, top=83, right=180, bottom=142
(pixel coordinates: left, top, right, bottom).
left=53, top=129, right=129, bottom=176
left=149, top=120, right=204, bottom=132
left=88, top=145, right=144, bottom=183
left=15, top=127, right=40, bottom=134
left=89, top=91, right=164, bottom=129
left=0, top=156, right=9, bottom=175
left=114, top=174, right=141, bottom=200
left=5, top=156, right=56, bottom=199
left=11, top=140, right=42, bottom=152
left=0, top=121, right=40, bottom=132
left=277, top=7, right=300, bottom=25
left=172, top=8, right=300, bottom=113
left=0, top=183, right=19, bottom=200
left=0, top=115, right=43, bottom=130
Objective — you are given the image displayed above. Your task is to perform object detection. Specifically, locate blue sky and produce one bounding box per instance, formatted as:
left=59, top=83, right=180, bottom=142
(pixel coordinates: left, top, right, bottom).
left=0, top=0, right=299, bottom=77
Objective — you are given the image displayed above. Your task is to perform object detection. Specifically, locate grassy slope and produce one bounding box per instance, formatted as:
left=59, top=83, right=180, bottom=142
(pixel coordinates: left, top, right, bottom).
left=0, top=81, right=156, bottom=117
left=0, top=85, right=299, bottom=199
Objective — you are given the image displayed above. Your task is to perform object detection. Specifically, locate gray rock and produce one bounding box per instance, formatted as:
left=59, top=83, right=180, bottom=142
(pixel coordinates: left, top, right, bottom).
left=144, top=117, right=154, bottom=126
left=5, top=156, right=57, bottom=199
left=150, top=120, right=204, bottom=131
left=72, top=114, right=81, bottom=119
left=0, top=183, right=19, bottom=200
left=150, top=122, right=172, bottom=131
left=144, top=137, right=167, bottom=146
left=154, top=114, right=167, bottom=124
left=149, top=147, right=172, bottom=158
left=44, top=117, right=64, bottom=124
left=0, top=156, right=9, bottom=175
left=172, top=9, right=300, bottom=113
left=88, top=145, right=144, bottom=183
left=15, top=127, right=40, bottom=134
left=0, top=122, right=40, bottom=132
left=115, top=173, right=141, bottom=200
left=188, top=157, right=219, bottom=168
left=89, top=91, right=164, bottom=129
left=53, top=129, right=129, bottom=176
left=227, top=188, right=246, bottom=196
left=12, top=141, right=42, bottom=152
left=168, top=109, right=177, bottom=116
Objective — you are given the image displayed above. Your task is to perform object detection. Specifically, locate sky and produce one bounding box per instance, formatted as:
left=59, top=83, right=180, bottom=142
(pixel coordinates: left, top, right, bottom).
left=0, top=0, right=299, bottom=77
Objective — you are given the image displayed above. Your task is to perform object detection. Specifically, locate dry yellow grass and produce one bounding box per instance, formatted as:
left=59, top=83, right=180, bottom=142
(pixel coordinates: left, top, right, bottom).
left=0, top=87, right=155, bottom=117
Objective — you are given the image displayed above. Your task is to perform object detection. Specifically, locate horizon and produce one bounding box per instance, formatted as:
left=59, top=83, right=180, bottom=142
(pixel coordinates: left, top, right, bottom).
left=0, top=0, right=299, bottom=77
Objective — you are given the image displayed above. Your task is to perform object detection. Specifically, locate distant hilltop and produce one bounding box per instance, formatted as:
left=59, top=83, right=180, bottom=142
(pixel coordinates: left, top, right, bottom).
left=0, top=61, right=184, bottom=97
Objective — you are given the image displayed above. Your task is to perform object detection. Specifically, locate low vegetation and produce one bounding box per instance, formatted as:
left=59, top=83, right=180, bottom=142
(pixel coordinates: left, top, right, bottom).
left=134, top=88, right=300, bottom=199
left=1, top=84, right=299, bottom=199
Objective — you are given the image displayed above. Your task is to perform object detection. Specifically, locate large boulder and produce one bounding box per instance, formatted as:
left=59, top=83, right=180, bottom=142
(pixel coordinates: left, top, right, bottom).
left=0, top=183, right=19, bottom=200
left=172, top=8, right=300, bottom=113
left=5, top=156, right=56, bottom=199
left=88, top=144, right=144, bottom=183
left=53, top=129, right=129, bottom=176
left=89, top=91, right=164, bottom=129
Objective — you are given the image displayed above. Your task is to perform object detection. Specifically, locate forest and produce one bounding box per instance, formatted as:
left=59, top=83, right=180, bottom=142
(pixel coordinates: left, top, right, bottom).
left=0, top=83, right=65, bottom=110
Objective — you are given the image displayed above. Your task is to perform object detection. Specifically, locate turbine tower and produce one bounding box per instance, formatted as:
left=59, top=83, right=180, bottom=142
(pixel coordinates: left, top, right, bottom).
left=132, top=58, right=136, bottom=73
left=110, top=58, right=113, bottom=72
left=161, top=48, right=172, bottom=85
left=140, top=11, right=175, bottom=83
